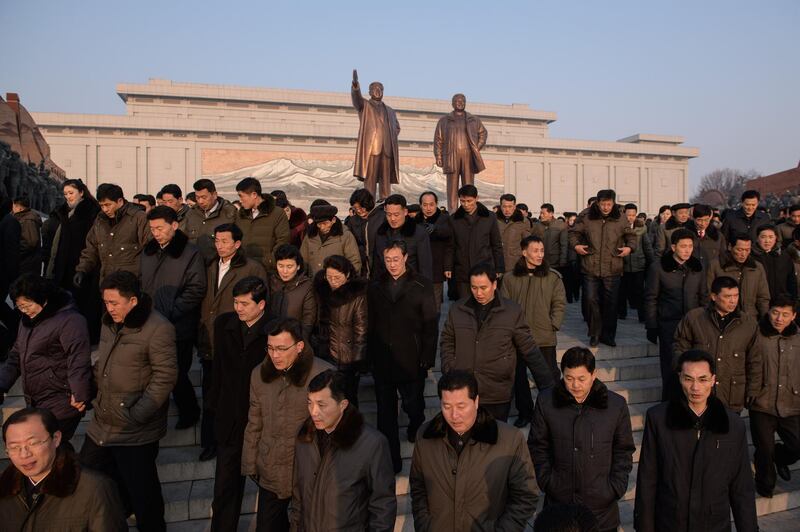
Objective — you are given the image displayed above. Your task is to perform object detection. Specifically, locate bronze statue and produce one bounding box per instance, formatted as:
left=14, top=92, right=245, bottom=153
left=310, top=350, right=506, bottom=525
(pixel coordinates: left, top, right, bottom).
left=434, top=94, right=488, bottom=211
left=351, top=69, right=400, bottom=200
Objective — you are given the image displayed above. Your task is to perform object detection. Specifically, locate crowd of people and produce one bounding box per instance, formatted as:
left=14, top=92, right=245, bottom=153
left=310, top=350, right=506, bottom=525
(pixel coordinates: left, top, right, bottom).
left=0, top=177, right=798, bottom=532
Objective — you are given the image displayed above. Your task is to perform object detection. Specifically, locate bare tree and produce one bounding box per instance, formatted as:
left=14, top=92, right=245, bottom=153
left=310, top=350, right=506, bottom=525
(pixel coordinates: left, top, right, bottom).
left=690, top=168, right=761, bottom=208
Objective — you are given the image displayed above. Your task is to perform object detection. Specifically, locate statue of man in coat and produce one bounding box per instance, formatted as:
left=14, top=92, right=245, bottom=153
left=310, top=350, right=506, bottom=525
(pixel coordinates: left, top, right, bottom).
left=434, top=94, right=488, bottom=212
left=351, top=70, right=401, bottom=200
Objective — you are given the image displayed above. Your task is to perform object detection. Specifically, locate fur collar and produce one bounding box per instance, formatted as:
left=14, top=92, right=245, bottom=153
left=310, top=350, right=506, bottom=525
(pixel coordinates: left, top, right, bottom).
left=313, top=271, right=368, bottom=307
left=512, top=257, right=551, bottom=277
left=661, top=252, right=703, bottom=273
left=720, top=250, right=757, bottom=270
left=552, top=379, right=609, bottom=409
left=260, top=346, right=315, bottom=385
left=54, top=197, right=100, bottom=223
left=685, top=219, right=721, bottom=241
left=666, top=394, right=729, bottom=434
left=0, top=447, right=80, bottom=499
left=419, top=208, right=443, bottom=225
left=20, top=290, right=72, bottom=328
left=238, top=194, right=276, bottom=219
left=297, top=404, right=364, bottom=449
left=144, top=229, right=189, bottom=257
left=306, top=217, right=344, bottom=238
left=664, top=217, right=689, bottom=231
left=102, top=292, right=153, bottom=329
left=586, top=202, right=622, bottom=221
left=496, top=209, right=525, bottom=223
left=452, top=201, right=492, bottom=220
left=422, top=407, right=498, bottom=444
left=759, top=314, right=799, bottom=338
left=377, top=216, right=417, bottom=237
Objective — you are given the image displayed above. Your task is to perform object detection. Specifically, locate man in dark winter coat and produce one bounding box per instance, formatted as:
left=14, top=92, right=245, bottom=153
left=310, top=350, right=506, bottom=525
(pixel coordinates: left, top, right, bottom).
left=568, top=189, right=636, bottom=346
left=196, top=223, right=265, bottom=461
left=207, top=277, right=272, bottom=531
left=368, top=240, right=439, bottom=473
left=529, top=348, right=635, bottom=532
left=532, top=203, right=569, bottom=270
left=674, top=276, right=760, bottom=413
left=749, top=295, right=800, bottom=498
left=12, top=197, right=42, bottom=276
left=778, top=204, right=800, bottom=248
left=440, top=263, right=554, bottom=421
left=140, top=206, right=207, bottom=429
left=688, top=203, right=727, bottom=271
left=182, top=179, right=238, bottom=265
left=291, top=370, right=397, bottom=531
left=644, top=229, right=708, bottom=398
left=0, top=194, right=21, bottom=351
left=372, top=193, right=433, bottom=280
left=653, top=202, right=691, bottom=258
left=753, top=224, right=798, bottom=301
left=634, top=349, right=757, bottom=532
left=721, top=189, right=771, bottom=243
left=706, top=233, right=770, bottom=319
left=446, top=184, right=504, bottom=299
left=0, top=408, right=127, bottom=531
left=345, top=188, right=386, bottom=277
left=80, top=271, right=177, bottom=531
left=159, top=184, right=191, bottom=226
left=0, top=275, right=92, bottom=441
left=418, top=191, right=453, bottom=311
left=619, top=204, right=653, bottom=321
left=239, top=316, right=332, bottom=532
left=410, top=370, right=537, bottom=532
left=234, top=177, right=290, bottom=272
left=74, top=183, right=150, bottom=285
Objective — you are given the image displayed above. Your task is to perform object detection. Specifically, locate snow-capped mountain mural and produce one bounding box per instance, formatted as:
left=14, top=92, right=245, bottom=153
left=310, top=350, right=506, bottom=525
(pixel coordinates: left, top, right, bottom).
left=207, top=157, right=504, bottom=211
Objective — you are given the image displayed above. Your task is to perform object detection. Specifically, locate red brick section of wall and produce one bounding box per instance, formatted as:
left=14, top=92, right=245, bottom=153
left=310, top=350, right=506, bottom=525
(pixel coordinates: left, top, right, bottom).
left=746, top=164, right=800, bottom=195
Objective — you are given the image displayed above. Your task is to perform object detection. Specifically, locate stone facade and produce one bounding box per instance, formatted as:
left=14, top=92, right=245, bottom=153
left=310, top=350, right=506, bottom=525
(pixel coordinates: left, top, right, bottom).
left=33, top=78, right=698, bottom=213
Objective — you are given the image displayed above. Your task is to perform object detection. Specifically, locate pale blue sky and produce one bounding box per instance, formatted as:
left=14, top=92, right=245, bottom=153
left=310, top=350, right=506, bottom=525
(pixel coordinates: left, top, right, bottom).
left=2, top=0, right=798, bottom=192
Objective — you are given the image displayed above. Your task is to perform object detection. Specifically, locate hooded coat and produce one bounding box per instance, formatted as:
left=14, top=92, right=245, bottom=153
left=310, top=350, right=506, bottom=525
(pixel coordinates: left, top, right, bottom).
left=291, top=405, right=397, bottom=532
left=0, top=448, right=127, bottom=532
left=237, top=194, right=290, bottom=271
left=634, top=395, right=757, bottom=532
left=0, top=290, right=92, bottom=421
left=568, top=203, right=637, bottom=278
left=500, top=258, right=566, bottom=347
left=529, top=380, right=635, bottom=531
left=410, top=408, right=537, bottom=532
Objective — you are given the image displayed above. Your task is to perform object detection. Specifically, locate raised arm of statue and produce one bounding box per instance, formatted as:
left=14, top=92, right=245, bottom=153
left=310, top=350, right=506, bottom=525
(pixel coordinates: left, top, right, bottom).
left=351, top=69, right=364, bottom=111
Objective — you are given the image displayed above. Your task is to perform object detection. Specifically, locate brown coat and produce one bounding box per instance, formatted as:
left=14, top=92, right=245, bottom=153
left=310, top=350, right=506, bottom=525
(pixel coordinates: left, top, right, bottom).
left=267, top=272, right=317, bottom=340
left=673, top=306, right=760, bottom=412
left=312, top=273, right=368, bottom=366
left=291, top=405, right=397, bottom=532
left=751, top=318, right=800, bottom=418
left=351, top=88, right=400, bottom=183
left=237, top=194, right=290, bottom=271
left=300, top=218, right=362, bottom=275
left=568, top=203, right=637, bottom=278
left=500, top=258, right=566, bottom=347
left=240, top=351, right=332, bottom=498
left=706, top=252, right=770, bottom=319
left=531, top=218, right=569, bottom=268
left=197, top=251, right=266, bottom=358
left=410, top=409, right=537, bottom=532
left=182, top=198, right=238, bottom=264
left=433, top=111, right=488, bottom=174
left=0, top=448, right=127, bottom=532
left=86, top=294, right=178, bottom=446
left=76, top=201, right=150, bottom=282
left=496, top=210, right=532, bottom=273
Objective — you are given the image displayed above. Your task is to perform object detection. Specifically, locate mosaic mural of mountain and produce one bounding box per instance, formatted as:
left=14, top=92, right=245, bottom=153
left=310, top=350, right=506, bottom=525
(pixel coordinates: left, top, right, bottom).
left=205, top=156, right=504, bottom=211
